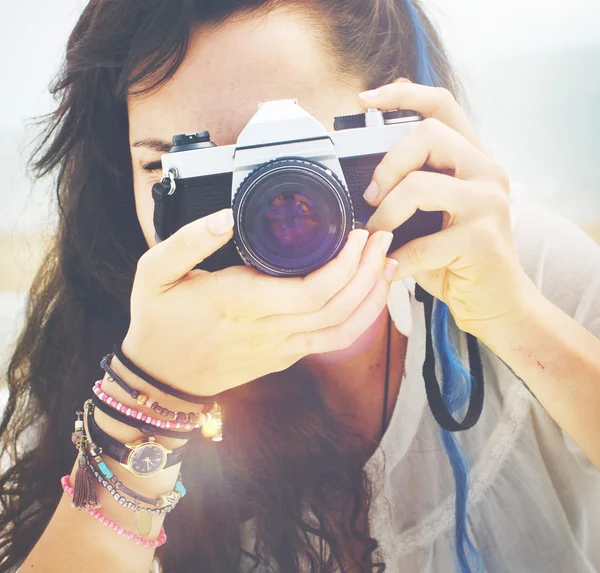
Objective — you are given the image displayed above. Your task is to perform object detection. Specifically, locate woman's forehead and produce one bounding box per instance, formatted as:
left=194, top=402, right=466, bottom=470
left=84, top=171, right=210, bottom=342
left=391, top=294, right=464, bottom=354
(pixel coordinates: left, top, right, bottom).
left=127, top=8, right=360, bottom=147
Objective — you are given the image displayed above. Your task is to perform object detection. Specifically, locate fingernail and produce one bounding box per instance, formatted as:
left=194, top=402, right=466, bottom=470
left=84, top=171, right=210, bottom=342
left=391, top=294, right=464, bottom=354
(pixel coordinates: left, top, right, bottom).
left=396, top=77, right=412, bottom=83
left=381, top=232, right=394, bottom=254
left=363, top=181, right=379, bottom=203
left=208, top=209, right=234, bottom=235
left=359, top=89, right=380, bottom=100
left=353, top=229, right=370, bottom=250
left=384, top=258, right=399, bottom=282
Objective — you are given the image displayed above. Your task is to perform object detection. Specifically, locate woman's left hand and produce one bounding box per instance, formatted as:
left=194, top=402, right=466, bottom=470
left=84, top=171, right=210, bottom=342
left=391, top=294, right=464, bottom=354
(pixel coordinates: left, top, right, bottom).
left=359, top=79, right=538, bottom=338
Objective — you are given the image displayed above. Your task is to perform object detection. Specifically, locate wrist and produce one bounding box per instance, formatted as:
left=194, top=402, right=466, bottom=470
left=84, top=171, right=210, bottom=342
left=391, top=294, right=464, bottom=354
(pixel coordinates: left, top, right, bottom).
left=111, top=341, right=223, bottom=442
left=120, top=335, right=212, bottom=402
left=472, top=274, right=545, bottom=351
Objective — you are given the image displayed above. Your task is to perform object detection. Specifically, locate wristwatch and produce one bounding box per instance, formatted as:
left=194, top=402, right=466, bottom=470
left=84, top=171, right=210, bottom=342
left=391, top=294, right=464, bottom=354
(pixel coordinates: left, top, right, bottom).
left=86, top=401, right=188, bottom=478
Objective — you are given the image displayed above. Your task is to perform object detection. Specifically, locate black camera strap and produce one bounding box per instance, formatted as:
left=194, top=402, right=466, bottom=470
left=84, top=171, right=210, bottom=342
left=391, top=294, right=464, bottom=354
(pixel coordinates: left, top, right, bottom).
left=414, top=283, right=485, bottom=432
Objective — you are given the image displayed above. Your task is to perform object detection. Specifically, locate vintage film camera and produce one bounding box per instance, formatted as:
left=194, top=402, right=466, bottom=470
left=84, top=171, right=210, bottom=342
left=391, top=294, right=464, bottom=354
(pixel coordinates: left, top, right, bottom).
left=153, top=99, right=442, bottom=277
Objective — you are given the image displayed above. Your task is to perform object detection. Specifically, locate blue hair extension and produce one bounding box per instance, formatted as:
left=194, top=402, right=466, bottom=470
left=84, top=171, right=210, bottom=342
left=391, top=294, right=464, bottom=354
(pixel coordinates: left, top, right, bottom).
left=403, top=0, right=444, bottom=87
left=403, top=1, right=484, bottom=570
left=433, top=301, right=485, bottom=573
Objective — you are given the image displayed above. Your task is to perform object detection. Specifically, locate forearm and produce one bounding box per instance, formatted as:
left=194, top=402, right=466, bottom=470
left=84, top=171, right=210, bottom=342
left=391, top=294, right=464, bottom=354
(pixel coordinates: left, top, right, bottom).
left=21, top=459, right=181, bottom=572
left=478, top=280, right=600, bottom=470
left=21, top=362, right=199, bottom=572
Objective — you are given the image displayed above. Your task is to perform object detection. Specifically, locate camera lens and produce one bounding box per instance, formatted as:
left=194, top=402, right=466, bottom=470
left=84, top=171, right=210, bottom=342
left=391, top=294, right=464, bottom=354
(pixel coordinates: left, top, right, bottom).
left=233, top=158, right=354, bottom=277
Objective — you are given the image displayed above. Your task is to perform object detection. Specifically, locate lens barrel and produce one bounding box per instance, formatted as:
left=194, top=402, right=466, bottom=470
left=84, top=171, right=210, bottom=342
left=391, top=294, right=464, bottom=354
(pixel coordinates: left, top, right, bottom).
left=232, top=158, right=354, bottom=277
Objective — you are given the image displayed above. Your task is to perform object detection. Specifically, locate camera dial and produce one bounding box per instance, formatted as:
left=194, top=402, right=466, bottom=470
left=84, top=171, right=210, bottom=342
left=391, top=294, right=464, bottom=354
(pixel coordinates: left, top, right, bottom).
left=170, top=131, right=216, bottom=153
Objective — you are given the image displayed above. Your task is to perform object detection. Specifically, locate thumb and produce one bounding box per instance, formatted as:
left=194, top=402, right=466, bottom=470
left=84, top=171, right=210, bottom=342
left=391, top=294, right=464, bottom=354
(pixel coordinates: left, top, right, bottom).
left=138, top=209, right=235, bottom=290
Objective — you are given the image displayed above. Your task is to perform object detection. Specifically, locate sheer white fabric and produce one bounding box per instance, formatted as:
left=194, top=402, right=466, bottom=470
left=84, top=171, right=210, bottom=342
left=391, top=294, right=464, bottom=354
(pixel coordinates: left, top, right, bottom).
left=240, top=189, right=600, bottom=572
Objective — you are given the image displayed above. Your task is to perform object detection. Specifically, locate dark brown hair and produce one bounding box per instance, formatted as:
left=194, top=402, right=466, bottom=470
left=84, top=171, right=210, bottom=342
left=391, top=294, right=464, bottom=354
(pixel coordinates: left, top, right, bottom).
left=0, top=1, right=461, bottom=571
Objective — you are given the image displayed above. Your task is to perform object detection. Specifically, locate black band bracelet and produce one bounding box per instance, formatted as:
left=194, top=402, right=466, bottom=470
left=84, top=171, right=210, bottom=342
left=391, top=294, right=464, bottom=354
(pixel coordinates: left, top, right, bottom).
left=101, top=353, right=205, bottom=425
left=90, top=392, right=194, bottom=439
left=113, top=343, right=209, bottom=405
left=101, top=354, right=138, bottom=399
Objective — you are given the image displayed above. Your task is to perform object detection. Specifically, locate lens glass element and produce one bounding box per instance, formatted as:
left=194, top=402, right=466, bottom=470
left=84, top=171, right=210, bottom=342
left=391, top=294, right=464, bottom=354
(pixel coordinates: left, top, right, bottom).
left=264, top=192, right=319, bottom=249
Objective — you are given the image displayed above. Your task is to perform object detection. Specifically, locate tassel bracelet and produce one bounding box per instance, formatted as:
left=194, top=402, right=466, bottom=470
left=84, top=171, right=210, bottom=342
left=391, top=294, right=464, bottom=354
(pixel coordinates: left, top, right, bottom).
left=71, top=410, right=101, bottom=510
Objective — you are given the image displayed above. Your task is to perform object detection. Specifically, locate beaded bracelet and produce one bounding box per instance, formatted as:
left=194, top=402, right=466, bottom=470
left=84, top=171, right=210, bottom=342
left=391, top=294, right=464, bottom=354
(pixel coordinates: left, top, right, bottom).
left=90, top=393, right=194, bottom=439
left=101, top=353, right=206, bottom=426
left=86, top=455, right=182, bottom=518
left=88, top=452, right=185, bottom=524
left=61, top=475, right=167, bottom=548
left=93, top=380, right=205, bottom=430
left=86, top=454, right=168, bottom=508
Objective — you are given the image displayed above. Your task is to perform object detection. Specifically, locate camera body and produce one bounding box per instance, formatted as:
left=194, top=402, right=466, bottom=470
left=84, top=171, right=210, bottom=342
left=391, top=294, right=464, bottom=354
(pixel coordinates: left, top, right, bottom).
left=153, top=99, right=442, bottom=277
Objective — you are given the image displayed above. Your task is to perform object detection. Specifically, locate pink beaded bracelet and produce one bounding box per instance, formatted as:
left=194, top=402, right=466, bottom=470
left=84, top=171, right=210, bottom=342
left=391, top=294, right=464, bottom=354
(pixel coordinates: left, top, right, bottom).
left=92, top=380, right=204, bottom=431
left=61, top=475, right=167, bottom=548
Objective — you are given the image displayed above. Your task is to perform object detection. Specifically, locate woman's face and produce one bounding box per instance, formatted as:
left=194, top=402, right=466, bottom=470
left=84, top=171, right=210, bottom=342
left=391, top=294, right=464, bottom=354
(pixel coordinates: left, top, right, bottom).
left=128, top=7, right=367, bottom=248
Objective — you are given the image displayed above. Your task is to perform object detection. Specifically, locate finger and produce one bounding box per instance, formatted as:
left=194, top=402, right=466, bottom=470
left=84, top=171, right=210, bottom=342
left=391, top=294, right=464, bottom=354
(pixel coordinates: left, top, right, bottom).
left=358, top=80, right=490, bottom=156
left=362, top=117, right=502, bottom=206
left=263, top=231, right=397, bottom=334
left=387, top=224, right=468, bottom=281
left=281, top=272, right=393, bottom=356
left=136, top=209, right=234, bottom=291
left=365, top=171, right=485, bottom=234
left=219, top=229, right=370, bottom=318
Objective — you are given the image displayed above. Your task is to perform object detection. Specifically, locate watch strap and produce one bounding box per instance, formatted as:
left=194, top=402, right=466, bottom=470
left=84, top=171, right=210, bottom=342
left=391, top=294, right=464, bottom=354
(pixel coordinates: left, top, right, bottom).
left=87, top=402, right=188, bottom=468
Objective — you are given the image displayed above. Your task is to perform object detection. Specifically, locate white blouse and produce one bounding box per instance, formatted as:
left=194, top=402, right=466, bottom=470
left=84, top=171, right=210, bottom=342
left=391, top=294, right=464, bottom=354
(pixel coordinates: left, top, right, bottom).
left=240, top=189, right=600, bottom=572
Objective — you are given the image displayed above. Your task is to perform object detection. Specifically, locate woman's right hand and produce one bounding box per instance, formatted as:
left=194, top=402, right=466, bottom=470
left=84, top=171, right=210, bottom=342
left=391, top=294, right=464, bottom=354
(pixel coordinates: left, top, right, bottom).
left=122, top=208, right=399, bottom=397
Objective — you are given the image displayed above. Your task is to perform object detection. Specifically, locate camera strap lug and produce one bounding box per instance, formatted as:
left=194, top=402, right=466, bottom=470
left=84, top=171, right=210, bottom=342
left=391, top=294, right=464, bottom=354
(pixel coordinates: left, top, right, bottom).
left=166, top=168, right=177, bottom=195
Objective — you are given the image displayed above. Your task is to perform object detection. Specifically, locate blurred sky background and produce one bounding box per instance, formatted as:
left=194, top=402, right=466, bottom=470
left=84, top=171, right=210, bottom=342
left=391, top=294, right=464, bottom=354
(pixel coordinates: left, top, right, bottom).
left=1, top=0, right=599, bottom=370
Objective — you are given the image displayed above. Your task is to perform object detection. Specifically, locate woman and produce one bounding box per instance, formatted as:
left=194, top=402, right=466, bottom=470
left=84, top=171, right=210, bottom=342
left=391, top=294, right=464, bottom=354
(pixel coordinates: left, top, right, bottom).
left=1, top=0, right=599, bottom=571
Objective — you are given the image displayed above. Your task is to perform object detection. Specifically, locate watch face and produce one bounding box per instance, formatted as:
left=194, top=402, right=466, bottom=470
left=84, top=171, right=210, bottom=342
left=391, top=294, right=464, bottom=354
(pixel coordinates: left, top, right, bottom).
left=128, top=443, right=167, bottom=477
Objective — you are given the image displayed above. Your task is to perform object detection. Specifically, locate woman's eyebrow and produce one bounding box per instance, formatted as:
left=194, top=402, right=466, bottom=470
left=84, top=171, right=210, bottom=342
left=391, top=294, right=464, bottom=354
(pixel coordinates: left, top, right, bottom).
left=131, top=138, right=172, bottom=152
